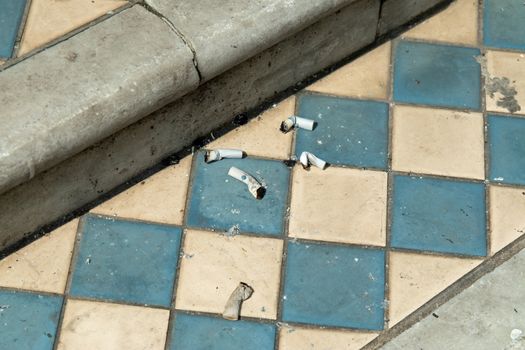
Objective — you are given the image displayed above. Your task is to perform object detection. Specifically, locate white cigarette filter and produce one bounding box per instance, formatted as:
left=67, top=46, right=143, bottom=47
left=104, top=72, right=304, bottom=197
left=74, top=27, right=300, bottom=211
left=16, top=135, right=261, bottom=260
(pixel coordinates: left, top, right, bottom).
left=222, top=282, right=254, bottom=320
left=279, top=116, right=315, bottom=133
left=204, top=149, right=245, bottom=163
left=299, top=151, right=327, bottom=170
left=228, top=167, right=266, bottom=199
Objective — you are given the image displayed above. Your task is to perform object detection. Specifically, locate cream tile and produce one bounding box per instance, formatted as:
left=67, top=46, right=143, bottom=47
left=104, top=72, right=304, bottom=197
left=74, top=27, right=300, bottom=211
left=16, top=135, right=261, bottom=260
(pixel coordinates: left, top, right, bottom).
left=91, top=156, right=192, bottom=225
left=19, top=0, right=127, bottom=56
left=278, top=327, right=378, bottom=350
left=208, top=96, right=295, bottom=159
left=403, top=0, right=478, bottom=46
left=175, top=230, right=283, bottom=319
left=388, top=252, right=482, bottom=326
left=57, top=299, right=169, bottom=350
left=392, top=105, right=485, bottom=179
left=489, top=185, right=525, bottom=255
left=289, top=167, right=387, bottom=246
left=486, top=50, right=525, bottom=115
left=306, top=42, right=391, bottom=100
left=0, top=219, right=78, bottom=294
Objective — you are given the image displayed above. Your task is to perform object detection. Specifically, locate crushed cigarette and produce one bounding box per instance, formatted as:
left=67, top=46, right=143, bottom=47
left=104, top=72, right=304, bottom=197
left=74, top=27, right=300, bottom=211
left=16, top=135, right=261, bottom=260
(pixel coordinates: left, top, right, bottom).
left=228, top=167, right=266, bottom=199
left=279, top=116, right=315, bottom=133
left=299, top=151, right=327, bottom=170
left=222, top=282, right=254, bottom=320
left=204, top=149, right=245, bottom=163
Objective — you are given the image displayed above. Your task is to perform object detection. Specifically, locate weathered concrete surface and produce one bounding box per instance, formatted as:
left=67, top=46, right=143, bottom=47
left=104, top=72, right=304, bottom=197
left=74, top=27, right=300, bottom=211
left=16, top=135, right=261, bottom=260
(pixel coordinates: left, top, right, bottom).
left=0, top=5, right=199, bottom=195
left=145, top=0, right=360, bottom=82
left=0, top=0, right=380, bottom=249
left=381, top=248, right=525, bottom=350
left=378, top=0, right=452, bottom=35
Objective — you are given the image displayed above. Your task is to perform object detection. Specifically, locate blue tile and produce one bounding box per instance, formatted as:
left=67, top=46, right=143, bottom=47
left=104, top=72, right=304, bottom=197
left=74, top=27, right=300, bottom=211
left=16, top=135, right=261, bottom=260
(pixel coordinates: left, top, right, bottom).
left=295, top=94, right=389, bottom=169
left=187, top=153, right=290, bottom=235
left=391, top=175, right=487, bottom=257
left=393, top=41, right=481, bottom=110
left=0, top=289, right=62, bottom=350
left=282, top=241, right=385, bottom=330
left=70, top=215, right=182, bottom=307
left=484, top=0, right=525, bottom=51
left=0, top=0, right=27, bottom=58
left=169, top=313, right=276, bottom=350
left=488, top=115, right=525, bottom=186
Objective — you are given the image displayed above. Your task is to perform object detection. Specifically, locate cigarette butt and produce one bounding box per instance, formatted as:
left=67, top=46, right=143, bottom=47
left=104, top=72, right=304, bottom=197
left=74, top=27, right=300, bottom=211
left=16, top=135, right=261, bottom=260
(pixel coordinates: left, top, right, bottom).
left=299, top=152, right=327, bottom=170
left=228, top=167, right=266, bottom=199
left=204, top=149, right=245, bottom=163
left=222, top=282, right=254, bottom=320
left=279, top=116, right=315, bottom=133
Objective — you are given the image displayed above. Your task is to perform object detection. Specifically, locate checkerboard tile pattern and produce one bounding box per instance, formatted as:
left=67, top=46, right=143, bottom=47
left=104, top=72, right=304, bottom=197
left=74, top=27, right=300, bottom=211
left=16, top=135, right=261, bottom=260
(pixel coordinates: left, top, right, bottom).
left=1, top=1, right=525, bottom=349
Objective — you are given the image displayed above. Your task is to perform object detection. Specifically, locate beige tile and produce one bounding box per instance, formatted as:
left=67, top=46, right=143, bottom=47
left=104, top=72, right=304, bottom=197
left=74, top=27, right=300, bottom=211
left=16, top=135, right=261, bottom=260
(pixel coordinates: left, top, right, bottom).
left=175, top=229, right=283, bottom=319
left=388, top=252, right=482, bottom=326
left=392, top=105, right=485, bottom=179
left=403, top=0, right=478, bottom=46
left=0, top=219, right=78, bottom=294
left=289, top=167, right=387, bottom=246
left=208, top=96, right=295, bottom=159
left=278, top=327, right=378, bottom=350
left=57, top=299, right=169, bottom=350
left=489, top=185, right=525, bottom=255
left=19, top=0, right=127, bottom=56
left=91, top=155, right=192, bottom=225
left=486, top=50, right=525, bottom=116
left=306, top=42, right=391, bottom=100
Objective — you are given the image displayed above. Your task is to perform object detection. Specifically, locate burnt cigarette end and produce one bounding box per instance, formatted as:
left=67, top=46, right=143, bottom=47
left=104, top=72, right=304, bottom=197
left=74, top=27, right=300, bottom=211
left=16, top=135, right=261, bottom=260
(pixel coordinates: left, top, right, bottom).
left=255, top=187, right=266, bottom=200
left=222, top=282, right=254, bottom=321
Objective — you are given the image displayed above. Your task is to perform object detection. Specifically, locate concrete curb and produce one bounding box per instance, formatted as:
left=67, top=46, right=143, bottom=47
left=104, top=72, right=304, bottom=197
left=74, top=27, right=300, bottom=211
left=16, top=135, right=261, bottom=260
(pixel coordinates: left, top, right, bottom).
left=0, top=0, right=451, bottom=250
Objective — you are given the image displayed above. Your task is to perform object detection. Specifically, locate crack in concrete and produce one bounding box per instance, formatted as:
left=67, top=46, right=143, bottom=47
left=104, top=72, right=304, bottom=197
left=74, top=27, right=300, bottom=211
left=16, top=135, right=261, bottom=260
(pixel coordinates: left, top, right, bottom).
left=140, top=1, right=203, bottom=83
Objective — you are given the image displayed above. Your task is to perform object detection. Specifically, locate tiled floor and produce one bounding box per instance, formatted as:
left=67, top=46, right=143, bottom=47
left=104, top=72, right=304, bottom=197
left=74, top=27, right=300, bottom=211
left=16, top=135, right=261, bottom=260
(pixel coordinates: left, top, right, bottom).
left=0, top=0, right=126, bottom=65
left=1, top=0, right=525, bottom=349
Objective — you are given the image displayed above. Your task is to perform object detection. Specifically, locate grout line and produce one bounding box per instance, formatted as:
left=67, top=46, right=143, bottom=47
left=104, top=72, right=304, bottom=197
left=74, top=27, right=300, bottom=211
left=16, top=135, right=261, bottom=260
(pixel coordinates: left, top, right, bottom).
left=478, top=0, right=492, bottom=259
left=11, top=0, right=33, bottom=59
left=163, top=153, right=199, bottom=350
left=272, top=95, right=300, bottom=350
left=51, top=216, right=86, bottom=350
left=383, top=35, right=398, bottom=331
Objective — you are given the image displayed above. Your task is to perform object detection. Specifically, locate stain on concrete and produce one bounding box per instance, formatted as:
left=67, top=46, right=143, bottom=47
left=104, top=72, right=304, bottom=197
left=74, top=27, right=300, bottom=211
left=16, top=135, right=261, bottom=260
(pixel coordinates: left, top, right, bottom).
left=487, top=77, right=521, bottom=113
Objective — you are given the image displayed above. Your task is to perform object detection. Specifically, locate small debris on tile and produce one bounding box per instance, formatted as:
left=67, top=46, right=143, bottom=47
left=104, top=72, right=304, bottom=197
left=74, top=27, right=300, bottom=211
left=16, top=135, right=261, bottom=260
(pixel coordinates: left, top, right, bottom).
left=511, top=329, right=523, bottom=341
left=181, top=251, right=194, bottom=259
left=233, top=113, right=248, bottom=125
left=0, top=305, right=9, bottom=312
left=222, top=282, right=254, bottom=320
left=299, top=151, right=327, bottom=170
left=223, top=224, right=240, bottom=237
left=280, top=116, right=315, bottom=133
left=204, top=149, right=245, bottom=163
left=228, top=167, right=266, bottom=199
left=276, top=322, right=296, bottom=333
left=282, top=159, right=297, bottom=167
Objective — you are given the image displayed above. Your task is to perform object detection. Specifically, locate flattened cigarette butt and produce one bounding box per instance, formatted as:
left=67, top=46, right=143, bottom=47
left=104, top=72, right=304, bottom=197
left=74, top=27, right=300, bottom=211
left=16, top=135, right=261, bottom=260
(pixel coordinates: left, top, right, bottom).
left=279, top=116, right=315, bottom=133
left=222, top=282, right=254, bottom=320
left=228, top=167, right=266, bottom=199
left=299, top=151, right=327, bottom=170
left=204, top=149, right=245, bottom=163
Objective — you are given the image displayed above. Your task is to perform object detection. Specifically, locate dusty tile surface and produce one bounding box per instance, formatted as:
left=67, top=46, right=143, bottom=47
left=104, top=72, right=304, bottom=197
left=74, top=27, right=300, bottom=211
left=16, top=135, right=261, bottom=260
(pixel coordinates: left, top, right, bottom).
left=403, top=0, right=478, bottom=46
left=0, top=219, right=78, bottom=294
left=306, top=42, right=391, bottom=100
left=175, top=229, right=283, bottom=319
left=289, top=167, right=387, bottom=246
left=489, top=185, right=525, bottom=255
left=57, top=299, right=169, bottom=350
left=278, top=327, right=378, bottom=350
left=91, top=156, right=192, bottom=225
left=392, top=105, right=485, bottom=179
left=485, top=50, right=525, bottom=115
left=208, top=97, right=295, bottom=159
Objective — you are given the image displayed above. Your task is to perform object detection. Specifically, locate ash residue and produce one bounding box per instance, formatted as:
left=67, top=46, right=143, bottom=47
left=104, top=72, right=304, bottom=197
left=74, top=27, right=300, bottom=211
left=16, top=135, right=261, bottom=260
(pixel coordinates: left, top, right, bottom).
left=487, top=77, right=521, bottom=113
